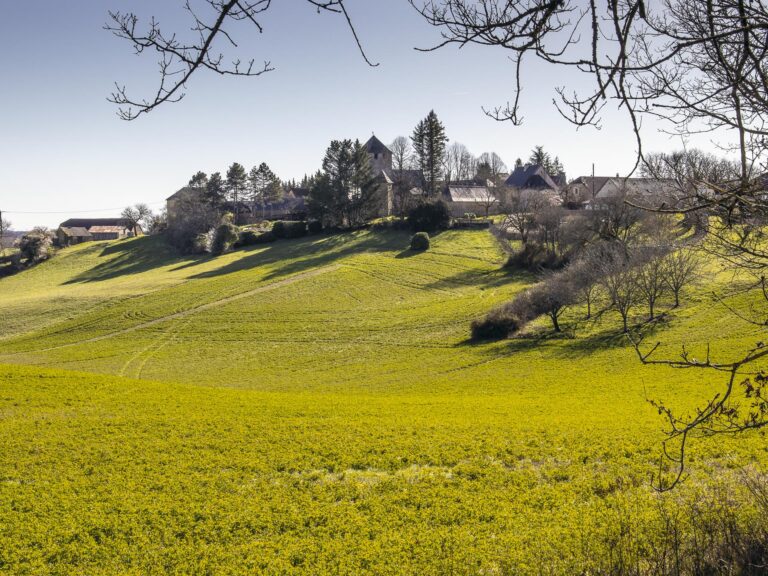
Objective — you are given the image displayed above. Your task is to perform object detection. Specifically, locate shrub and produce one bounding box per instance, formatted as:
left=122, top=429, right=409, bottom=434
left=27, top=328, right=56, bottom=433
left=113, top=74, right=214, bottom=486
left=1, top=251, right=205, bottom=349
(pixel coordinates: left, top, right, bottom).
left=18, top=228, right=53, bottom=263
left=272, top=221, right=307, bottom=239
left=505, top=242, right=566, bottom=271
left=410, top=232, right=430, bottom=251
left=470, top=307, right=521, bottom=341
left=370, top=217, right=410, bottom=231
left=191, top=232, right=211, bottom=254
left=210, top=222, right=239, bottom=254
left=237, top=230, right=276, bottom=246
left=408, top=201, right=451, bottom=233
left=307, top=220, right=323, bottom=235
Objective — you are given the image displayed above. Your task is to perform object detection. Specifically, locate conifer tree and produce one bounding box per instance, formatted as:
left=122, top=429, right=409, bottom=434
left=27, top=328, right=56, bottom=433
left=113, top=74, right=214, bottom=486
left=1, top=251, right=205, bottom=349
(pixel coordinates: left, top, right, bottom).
left=411, top=110, right=448, bottom=197
left=225, top=162, right=247, bottom=224
left=204, top=172, right=225, bottom=209
left=248, top=163, right=282, bottom=219
left=308, top=139, right=381, bottom=227
left=188, top=171, right=208, bottom=188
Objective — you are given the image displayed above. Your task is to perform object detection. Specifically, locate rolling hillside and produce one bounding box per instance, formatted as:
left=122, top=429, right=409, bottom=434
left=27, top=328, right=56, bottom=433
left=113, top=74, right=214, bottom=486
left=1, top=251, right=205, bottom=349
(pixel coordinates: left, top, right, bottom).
left=1, top=230, right=766, bottom=574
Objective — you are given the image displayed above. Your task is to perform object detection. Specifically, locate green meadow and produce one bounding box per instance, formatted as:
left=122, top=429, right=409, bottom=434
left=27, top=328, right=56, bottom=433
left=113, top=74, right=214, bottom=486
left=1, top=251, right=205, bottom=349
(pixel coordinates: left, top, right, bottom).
left=1, top=230, right=767, bottom=574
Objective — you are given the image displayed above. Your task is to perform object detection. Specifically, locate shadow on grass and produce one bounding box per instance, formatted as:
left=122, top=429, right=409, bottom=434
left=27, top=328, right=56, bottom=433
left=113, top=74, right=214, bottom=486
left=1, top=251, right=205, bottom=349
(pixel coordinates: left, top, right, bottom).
left=556, top=313, right=673, bottom=359
left=63, top=236, right=194, bottom=284
left=189, top=230, right=409, bottom=281
left=425, top=266, right=532, bottom=291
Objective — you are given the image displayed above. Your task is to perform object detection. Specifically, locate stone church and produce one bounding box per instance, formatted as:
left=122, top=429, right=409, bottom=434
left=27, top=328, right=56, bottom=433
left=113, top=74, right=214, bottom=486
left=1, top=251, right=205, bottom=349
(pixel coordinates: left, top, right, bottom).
left=363, top=134, right=423, bottom=216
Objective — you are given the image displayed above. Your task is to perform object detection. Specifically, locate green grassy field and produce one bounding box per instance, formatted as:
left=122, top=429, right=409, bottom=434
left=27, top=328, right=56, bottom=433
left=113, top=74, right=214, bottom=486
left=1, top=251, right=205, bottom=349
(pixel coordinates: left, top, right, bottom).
left=1, top=230, right=766, bottom=574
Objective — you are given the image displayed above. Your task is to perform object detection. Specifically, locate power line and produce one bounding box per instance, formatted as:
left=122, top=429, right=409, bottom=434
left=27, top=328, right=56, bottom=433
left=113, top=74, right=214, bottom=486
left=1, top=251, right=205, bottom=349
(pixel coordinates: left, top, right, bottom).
left=4, top=201, right=166, bottom=215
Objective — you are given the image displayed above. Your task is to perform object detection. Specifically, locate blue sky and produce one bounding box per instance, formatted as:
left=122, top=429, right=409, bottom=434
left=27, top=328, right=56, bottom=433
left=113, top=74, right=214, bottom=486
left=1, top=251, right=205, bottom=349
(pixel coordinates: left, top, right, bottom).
left=1, top=0, right=709, bottom=230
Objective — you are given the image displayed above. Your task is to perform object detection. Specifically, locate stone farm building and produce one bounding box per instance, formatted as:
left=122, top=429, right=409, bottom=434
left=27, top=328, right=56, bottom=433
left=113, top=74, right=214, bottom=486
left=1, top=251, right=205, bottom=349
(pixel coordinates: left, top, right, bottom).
left=57, top=218, right=140, bottom=247
left=567, top=176, right=679, bottom=208
left=443, top=181, right=499, bottom=217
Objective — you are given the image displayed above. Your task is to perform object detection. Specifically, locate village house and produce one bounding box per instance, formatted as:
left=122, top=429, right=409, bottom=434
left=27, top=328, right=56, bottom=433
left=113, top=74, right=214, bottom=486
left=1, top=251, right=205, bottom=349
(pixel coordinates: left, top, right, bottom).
left=56, top=218, right=138, bottom=246
left=504, top=164, right=565, bottom=206
left=567, top=176, right=679, bottom=209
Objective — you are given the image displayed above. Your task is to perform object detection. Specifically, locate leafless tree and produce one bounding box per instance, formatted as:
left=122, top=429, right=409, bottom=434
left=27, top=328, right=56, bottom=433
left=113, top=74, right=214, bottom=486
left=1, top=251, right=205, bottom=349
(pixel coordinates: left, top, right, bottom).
left=121, top=203, right=153, bottom=236
left=595, top=243, right=641, bottom=333
left=477, top=152, right=508, bottom=186
left=635, top=246, right=670, bottom=320
left=391, top=136, right=415, bottom=217
left=476, top=186, right=499, bottom=218
left=535, top=205, right=565, bottom=254
left=566, top=256, right=601, bottom=319
left=504, top=189, right=544, bottom=245
left=641, top=149, right=741, bottom=192
left=533, top=274, right=576, bottom=332
left=662, top=246, right=701, bottom=308
left=444, top=142, right=474, bottom=183
left=410, top=0, right=768, bottom=487
left=0, top=216, right=12, bottom=256
left=107, top=1, right=376, bottom=120
left=589, top=193, right=645, bottom=248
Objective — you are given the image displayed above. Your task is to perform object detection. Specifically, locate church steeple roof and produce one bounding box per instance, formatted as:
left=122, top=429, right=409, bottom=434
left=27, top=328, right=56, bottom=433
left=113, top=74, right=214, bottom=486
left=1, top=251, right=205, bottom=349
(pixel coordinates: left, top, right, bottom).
left=364, top=134, right=391, bottom=155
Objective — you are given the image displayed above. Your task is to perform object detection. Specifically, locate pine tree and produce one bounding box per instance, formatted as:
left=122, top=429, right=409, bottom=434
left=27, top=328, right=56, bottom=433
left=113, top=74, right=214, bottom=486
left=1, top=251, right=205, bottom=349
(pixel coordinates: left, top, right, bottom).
left=529, top=145, right=551, bottom=170
left=308, top=139, right=382, bottom=227
left=204, top=172, right=225, bottom=208
left=225, top=162, right=247, bottom=224
left=411, top=110, right=448, bottom=197
left=188, top=171, right=208, bottom=188
left=248, top=163, right=282, bottom=219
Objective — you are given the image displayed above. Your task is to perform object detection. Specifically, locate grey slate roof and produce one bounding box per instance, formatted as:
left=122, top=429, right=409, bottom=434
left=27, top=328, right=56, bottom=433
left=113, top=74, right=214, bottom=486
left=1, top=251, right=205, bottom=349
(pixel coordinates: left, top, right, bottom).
left=505, top=164, right=561, bottom=191
left=166, top=186, right=203, bottom=201
left=364, top=135, right=391, bottom=156
left=59, top=218, right=131, bottom=229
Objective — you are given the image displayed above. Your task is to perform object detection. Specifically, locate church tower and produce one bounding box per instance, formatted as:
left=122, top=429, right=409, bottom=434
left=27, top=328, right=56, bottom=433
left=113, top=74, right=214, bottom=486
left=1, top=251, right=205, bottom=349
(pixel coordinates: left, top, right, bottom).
left=364, top=135, right=393, bottom=176
left=363, top=134, right=394, bottom=217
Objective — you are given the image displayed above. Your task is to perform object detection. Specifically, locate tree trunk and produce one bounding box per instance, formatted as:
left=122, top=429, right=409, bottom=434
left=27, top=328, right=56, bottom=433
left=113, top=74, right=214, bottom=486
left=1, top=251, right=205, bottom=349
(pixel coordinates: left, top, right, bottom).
left=551, top=312, right=561, bottom=332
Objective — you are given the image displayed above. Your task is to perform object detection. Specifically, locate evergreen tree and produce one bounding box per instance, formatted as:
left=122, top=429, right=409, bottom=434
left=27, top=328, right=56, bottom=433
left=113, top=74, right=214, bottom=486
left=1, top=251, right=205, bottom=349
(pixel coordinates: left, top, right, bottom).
left=529, top=145, right=552, bottom=170
left=204, top=172, right=225, bottom=208
left=225, top=162, right=247, bottom=224
left=476, top=161, right=493, bottom=181
left=188, top=171, right=208, bottom=188
left=248, top=163, right=282, bottom=219
left=514, top=158, right=523, bottom=169
left=411, top=110, right=448, bottom=197
left=308, top=139, right=381, bottom=227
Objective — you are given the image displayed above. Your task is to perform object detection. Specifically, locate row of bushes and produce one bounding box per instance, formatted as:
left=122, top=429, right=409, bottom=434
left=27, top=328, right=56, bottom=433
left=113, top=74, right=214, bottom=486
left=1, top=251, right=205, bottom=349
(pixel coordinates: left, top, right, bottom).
left=194, top=200, right=454, bottom=256
left=205, top=219, right=326, bottom=254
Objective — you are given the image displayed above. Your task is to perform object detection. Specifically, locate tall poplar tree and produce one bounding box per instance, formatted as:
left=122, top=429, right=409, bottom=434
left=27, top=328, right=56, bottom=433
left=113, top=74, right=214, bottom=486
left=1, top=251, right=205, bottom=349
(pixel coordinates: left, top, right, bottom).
left=411, top=110, right=448, bottom=197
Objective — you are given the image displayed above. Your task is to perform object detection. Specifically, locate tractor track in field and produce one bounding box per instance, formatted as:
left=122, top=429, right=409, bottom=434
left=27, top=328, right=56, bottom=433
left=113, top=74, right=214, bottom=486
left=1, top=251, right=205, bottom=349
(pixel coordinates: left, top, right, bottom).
left=1, top=265, right=341, bottom=356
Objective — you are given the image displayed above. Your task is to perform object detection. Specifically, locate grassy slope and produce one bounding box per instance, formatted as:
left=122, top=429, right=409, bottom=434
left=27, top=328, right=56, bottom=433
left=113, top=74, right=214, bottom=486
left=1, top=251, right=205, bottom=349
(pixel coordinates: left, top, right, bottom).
left=1, top=231, right=766, bottom=574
